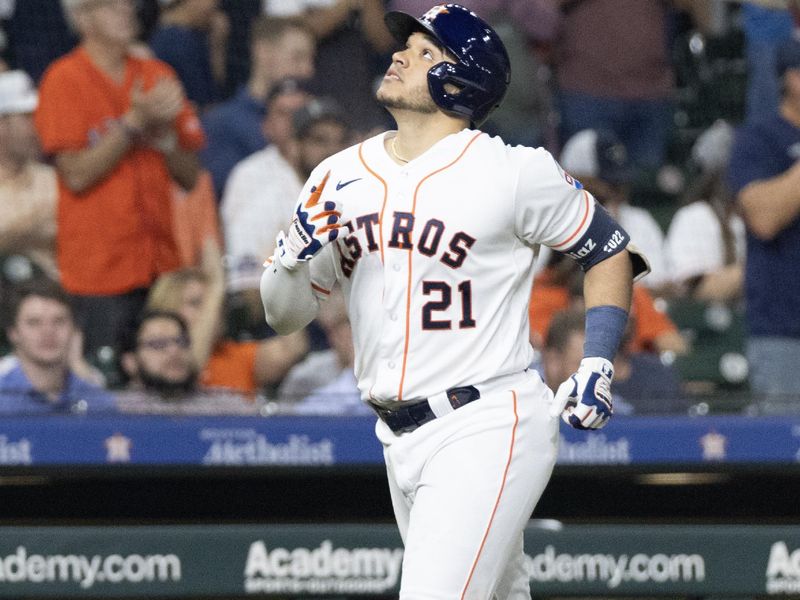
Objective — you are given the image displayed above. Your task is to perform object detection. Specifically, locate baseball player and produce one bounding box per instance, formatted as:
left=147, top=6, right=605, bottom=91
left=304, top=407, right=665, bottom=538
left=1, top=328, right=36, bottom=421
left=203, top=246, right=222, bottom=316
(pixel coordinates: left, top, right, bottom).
left=260, top=4, right=649, bottom=598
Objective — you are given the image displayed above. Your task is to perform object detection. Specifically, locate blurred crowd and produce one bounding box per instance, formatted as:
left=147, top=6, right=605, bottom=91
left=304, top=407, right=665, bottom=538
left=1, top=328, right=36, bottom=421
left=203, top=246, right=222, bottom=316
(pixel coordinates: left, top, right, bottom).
left=0, top=0, right=799, bottom=417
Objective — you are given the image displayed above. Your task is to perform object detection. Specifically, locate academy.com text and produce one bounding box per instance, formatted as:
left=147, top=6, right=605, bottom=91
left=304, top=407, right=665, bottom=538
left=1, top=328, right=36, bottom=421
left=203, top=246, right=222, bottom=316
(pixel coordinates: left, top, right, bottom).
left=527, top=545, right=705, bottom=589
left=0, top=546, right=181, bottom=589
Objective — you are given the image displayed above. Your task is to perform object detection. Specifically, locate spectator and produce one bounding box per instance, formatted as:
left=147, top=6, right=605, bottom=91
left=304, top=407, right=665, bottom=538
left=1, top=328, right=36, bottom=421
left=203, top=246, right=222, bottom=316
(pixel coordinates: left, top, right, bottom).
left=145, top=241, right=309, bottom=396
left=727, top=36, right=800, bottom=396
left=559, top=128, right=672, bottom=293
left=223, top=93, right=348, bottom=296
left=0, top=280, right=115, bottom=414
left=741, top=1, right=799, bottom=122
left=34, top=0, right=205, bottom=355
left=278, top=287, right=367, bottom=415
left=150, top=0, right=230, bottom=110
left=553, top=0, right=701, bottom=173
left=540, top=308, right=682, bottom=415
left=666, top=120, right=746, bottom=302
left=200, top=15, right=316, bottom=197
left=117, top=308, right=258, bottom=413
left=264, top=0, right=394, bottom=137
left=0, top=70, right=58, bottom=280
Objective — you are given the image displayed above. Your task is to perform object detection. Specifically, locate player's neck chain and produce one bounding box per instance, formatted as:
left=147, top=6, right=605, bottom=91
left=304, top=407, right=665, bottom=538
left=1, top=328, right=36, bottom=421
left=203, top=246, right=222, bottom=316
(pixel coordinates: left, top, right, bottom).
left=391, top=136, right=410, bottom=164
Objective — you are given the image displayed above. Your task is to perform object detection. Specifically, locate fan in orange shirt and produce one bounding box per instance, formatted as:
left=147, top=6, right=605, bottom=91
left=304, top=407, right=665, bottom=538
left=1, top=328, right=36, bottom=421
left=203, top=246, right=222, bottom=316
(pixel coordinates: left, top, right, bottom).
left=35, top=0, right=205, bottom=354
left=530, top=253, right=688, bottom=356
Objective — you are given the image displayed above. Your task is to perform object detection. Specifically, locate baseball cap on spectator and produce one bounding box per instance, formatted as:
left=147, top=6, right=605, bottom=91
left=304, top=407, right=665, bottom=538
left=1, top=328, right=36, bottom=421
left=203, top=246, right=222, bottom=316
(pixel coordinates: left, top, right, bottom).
left=560, top=129, right=633, bottom=186
left=292, top=97, right=348, bottom=139
left=0, top=70, right=38, bottom=116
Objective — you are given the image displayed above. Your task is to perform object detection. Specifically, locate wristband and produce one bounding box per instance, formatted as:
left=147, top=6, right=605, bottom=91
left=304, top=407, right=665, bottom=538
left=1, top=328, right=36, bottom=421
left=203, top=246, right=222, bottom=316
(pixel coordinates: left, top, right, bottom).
left=584, top=305, right=628, bottom=361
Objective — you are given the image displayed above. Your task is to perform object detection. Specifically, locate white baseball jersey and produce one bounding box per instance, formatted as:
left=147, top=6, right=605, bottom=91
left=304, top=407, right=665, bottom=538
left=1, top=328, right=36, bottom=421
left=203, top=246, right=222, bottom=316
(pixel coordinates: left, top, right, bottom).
left=301, top=128, right=596, bottom=404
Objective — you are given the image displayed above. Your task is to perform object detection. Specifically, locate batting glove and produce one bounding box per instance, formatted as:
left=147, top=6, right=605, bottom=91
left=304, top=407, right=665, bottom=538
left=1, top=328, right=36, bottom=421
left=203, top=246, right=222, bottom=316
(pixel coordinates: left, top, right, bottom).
left=550, top=357, right=614, bottom=430
left=276, top=171, right=341, bottom=270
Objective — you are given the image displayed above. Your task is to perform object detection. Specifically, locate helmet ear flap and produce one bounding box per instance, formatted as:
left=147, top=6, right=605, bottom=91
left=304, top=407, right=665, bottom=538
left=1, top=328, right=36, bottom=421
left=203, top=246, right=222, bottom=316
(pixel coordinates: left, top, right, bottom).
left=427, top=62, right=494, bottom=123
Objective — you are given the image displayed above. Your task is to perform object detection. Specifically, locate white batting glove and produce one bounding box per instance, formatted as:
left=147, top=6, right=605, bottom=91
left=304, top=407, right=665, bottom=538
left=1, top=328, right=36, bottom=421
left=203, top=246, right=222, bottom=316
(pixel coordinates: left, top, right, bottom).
left=276, top=171, right=341, bottom=270
left=550, top=357, right=614, bottom=430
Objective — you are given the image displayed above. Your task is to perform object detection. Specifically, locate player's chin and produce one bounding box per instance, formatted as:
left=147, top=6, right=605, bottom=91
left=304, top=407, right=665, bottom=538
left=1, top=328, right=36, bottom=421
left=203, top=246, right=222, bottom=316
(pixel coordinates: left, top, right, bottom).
left=375, top=87, right=390, bottom=104
left=376, top=85, right=402, bottom=106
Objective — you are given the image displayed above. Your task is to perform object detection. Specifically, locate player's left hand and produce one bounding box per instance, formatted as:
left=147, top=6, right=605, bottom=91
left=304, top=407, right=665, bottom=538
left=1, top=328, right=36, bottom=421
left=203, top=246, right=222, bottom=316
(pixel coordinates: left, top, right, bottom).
left=276, top=171, right=341, bottom=270
left=550, top=357, right=614, bottom=430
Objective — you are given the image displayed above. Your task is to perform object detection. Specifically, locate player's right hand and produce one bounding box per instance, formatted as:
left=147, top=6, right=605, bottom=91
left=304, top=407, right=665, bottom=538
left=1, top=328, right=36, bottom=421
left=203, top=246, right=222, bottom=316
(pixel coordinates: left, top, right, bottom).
left=276, top=171, right=341, bottom=270
left=550, top=357, right=614, bottom=430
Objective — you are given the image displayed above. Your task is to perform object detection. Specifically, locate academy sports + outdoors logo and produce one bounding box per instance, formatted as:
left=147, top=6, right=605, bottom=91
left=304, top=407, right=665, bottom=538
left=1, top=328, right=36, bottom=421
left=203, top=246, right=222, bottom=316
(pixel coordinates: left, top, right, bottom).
left=766, top=541, right=800, bottom=594
left=0, top=546, right=181, bottom=589
left=243, top=540, right=403, bottom=594
left=526, top=546, right=705, bottom=589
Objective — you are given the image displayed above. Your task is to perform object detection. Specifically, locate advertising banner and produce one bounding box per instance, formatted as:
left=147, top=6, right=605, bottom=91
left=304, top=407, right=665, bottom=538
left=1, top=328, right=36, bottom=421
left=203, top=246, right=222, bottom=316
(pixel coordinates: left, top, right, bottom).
left=1, top=524, right=800, bottom=597
left=0, top=415, right=799, bottom=467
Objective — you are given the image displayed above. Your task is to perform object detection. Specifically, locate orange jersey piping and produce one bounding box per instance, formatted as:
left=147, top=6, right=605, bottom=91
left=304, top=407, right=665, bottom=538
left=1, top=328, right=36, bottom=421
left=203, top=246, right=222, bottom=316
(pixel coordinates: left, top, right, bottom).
left=460, top=390, right=519, bottom=599
left=551, top=189, right=591, bottom=250
left=358, top=142, right=389, bottom=265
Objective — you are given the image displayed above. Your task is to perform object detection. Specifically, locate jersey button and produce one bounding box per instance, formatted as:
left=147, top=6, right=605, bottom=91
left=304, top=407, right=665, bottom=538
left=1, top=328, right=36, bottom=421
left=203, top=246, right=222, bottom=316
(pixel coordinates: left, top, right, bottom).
left=392, top=264, right=401, bottom=272
left=390, top=314, right=398, bottom=322
left=388, top=361, right=396, bottom=369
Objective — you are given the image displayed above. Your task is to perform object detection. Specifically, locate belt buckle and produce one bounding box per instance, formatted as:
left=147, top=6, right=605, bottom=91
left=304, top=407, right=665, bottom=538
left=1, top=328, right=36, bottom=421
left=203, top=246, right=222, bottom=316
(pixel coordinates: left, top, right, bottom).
left=407, top=401, right=435, bottom=430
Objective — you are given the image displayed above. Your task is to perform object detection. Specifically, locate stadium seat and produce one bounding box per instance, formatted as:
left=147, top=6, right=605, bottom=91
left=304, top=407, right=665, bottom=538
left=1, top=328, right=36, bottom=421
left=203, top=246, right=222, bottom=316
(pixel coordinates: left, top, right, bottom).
left=666, top=298, right=749, bottom=395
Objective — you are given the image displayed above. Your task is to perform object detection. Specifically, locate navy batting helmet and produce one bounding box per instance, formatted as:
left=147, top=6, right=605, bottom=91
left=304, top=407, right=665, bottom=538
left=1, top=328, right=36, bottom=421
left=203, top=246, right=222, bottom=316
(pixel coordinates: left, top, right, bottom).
left=384, top=4, right=511, bottom=124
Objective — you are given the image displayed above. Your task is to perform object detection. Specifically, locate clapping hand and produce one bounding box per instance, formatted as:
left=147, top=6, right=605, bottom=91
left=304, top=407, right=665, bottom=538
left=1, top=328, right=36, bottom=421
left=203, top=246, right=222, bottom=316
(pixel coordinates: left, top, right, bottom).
left=126, top=77, right=185, bottom=133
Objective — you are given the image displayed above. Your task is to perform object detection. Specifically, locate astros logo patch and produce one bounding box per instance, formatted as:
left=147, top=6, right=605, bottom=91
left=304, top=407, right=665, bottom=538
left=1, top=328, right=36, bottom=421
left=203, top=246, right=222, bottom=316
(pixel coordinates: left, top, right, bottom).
left=421, top=5, right=450, bottom=22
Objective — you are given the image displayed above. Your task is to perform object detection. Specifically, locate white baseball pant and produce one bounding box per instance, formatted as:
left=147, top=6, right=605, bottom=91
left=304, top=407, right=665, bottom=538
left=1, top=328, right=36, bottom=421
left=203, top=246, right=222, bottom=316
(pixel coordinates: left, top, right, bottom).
left=375, top=370, right=559, bottom=599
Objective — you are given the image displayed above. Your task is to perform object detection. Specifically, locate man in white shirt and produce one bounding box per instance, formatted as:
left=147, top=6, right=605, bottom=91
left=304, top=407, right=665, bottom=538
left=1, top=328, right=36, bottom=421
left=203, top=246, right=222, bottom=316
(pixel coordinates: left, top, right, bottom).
left=223, top=88, right=349, bottom=295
